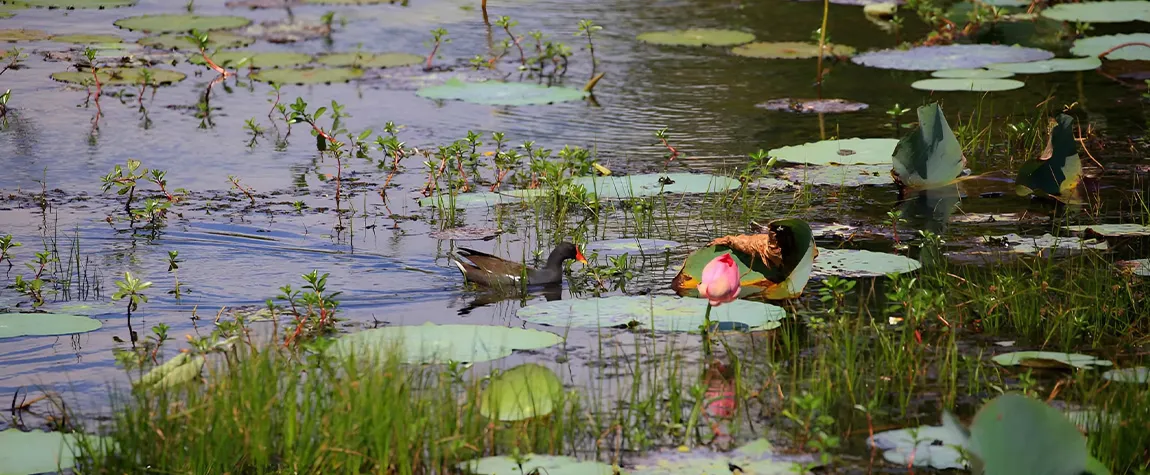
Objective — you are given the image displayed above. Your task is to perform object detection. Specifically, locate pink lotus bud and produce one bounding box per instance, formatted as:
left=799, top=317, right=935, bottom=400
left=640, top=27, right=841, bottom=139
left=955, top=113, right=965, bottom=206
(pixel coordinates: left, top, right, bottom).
left=698, top=253, right=740, bottom=306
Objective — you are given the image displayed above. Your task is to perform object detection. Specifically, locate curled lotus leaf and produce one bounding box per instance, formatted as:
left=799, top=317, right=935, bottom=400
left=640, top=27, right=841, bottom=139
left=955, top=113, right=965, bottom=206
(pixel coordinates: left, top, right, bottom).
left=251, top=67, right=365, bottom=85
left=50, top=34, right=123, bottom=44
left=991, top=351, right=1113, bottom=369
left=852, top=44, right=1053, bottom=71
left=756, top=98, right=868, bottom=113
left=139, top=32, right=254, bottom=50
left=1041, top=1, right=1150, bottom=23
left=51, top=67, right=187, bottom=86
left=0, top=430, right=112, bottom=475
left=630, top=439, right=818, bottom=474
left=316, top=52, right=423, bottom=68
left=517, top=295, right=787, bottom=332
left=330, top=322, right=564, bottom=364
left=114, top=14, right=253, bottom=33
left=480, top=363, right=562, bottom=421
left=636, top=28, right=755, bottom=47
left=1017, top=114, right=1082, bottom=197
left=868, top=425, right=967, bottom=470
left=0, top=312, right=102, bottom=338
left=417, top=78, right=588, bottom=106
left=987, top=56, right=1102, bottom=74
left=731, top=41, right=856, bottom=59
left=769, top=138, right=899, bottom=165
left=812, top=249, right=921, bottom=278
left=931, top=68, right=1015, bottom=79
left=1064, top=223, right=1150, bottom=237
left=891, top=102, right=966, bottom=190
left=780, top=164, right=893, bottom=186
left=0, top=29, right=51, bottom=42
left=1101, top=367, right=1149, bottom=384
left=911, top=78, right=1025, bottom=92
left=584, top=239, right=680, bottom=257
left=1071, top=33, right=1150, bottom=61
left=189, top=51, right=313, bottom=69
left=672, top=219, right=816, bottom=300
left=461, top=455, right=617, bottom=475
left=10, top=0, right=136, bottom=8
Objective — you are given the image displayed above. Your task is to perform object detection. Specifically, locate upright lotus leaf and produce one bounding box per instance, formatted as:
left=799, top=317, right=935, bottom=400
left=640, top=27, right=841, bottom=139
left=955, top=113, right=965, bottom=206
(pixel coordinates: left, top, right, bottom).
left=992, top=351, right=1112, bottom=369
left=573, top=173, right=740, bottom=199
left=480, top=363, right=562, bottom=421
left=731, top=41, right=855, bottom=59
left=1064, top=223, right=1150, bottom=237
left=0, top=29, right=51, bottom=42
left=630, top=438, right=818, bottom=474
left=931, top=68, right=1015, bottom=79
left=0, top=312, right=102, bottom=338
left=868, top=425, right=968, bottom=469
left=910, top=78, right=1025, bottom=92
left=417, top=78, right=588, bottom=106
left=0, top=430, right=111, bottom=475
left=756, top=98, right=869, bottom=113
left=987, top=57, right=1102, bottom=74
left=968, top=393, right=1090, bottom=475
left=50, top=34, right=124, bottom=44
left=1071, top=33, right=1150, bottom=61
left=135, top=352, right=206, bottom=390
left=139, top=32, right=254, bottom=50
left=584, top=238, right=680, bottom=257
left=1016, top=114, right=1081, bottom=197
left=517, top=295, right=786, bottom=332
left=114, top=14, right=253, bottom=33
left=189, top=51, right=312, bottom=69
left=812, top=249, right=921, bottom=278
left=672, top=219, right=816, bottom=300
left=51, top=67, right=187, bottom=86
left=315, top=52, right=423, bottom=68
left=892, top=103, right=966, bottom=190
left=769, top=138, right=900, bottom=165
left=852, top=44, right=1053, bottom=71
left=1041, top=1, right=1150, bottom=23
left=251, top=67, right=365, bottom=85
left=10, top=0, right=136, bottom=7
left=461, top=455, right=618, bottom=475
left=636, top=28, right=755, bottom=47
left=330, top=323, right=564, bottom=364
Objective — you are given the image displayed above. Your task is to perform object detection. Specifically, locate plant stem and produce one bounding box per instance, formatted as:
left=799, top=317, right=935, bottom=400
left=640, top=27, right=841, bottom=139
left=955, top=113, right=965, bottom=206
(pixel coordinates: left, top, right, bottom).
left=702, top=304, right=713, bottom=358
left=815, top=0, right=829, bottom=93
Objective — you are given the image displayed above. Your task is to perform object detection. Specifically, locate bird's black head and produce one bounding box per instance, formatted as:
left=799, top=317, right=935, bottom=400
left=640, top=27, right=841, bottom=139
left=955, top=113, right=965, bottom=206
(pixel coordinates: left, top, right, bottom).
left=546, top=242, right=588, bottom=268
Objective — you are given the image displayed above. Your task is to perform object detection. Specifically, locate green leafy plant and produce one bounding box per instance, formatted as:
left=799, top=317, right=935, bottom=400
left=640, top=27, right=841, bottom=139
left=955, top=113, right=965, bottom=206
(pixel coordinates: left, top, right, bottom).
left=276, top=270, right=341, bottom=347
left=0, top=234, right=20, bottom=269
left=495, top=16, right=526, bottom=66
left=575, top=19, right=602, bottom=68
left=425, top=27, right=449, bottom=71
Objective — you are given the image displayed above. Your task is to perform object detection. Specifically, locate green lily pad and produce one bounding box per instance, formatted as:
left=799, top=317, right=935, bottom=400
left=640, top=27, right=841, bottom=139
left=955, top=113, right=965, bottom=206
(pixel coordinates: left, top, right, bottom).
left=139, top=32, right=254, bottom=50
left=1118, top=258, right=1150, bottom=276
left=868, top=425, right=967, bottom=470
left=969, top=393, right=1090, bottom=475
left=636, top=28, right=755, bottom=47
left=189, top=51, right=312, bottom=69
left=731, top=41, right=855, bottom=59
left=242, top=19, right=329, bottom=43
left=930, top=68, right=1015, bottom=79
left=1041, top=1, right=1150, bottom=23
left=630, top=439, right=817, bottom=474
left=585, top=239, right=680, bottom=257
left=480, top=363, right=562, bottom=421
left=812, top=249, right=921, bottom=278
left=316, top=52, right=423, bottom=68
left=0, top=3, right=25, bottom=17
left=853, top=44, right=1053, bottom=70
left=1101, top=366, right=1149, bottom=383
left=671, top=219, right=816, bottom=300
left=911, top=78, right=1025, bottom=91
left=0, top=430, right=111, bottom=475
left=417, top=188, right=547, bottom=209
left=7, top=0, right=135, bottom=7
left=135, top=352, right=205, bottom=390
left=1064, top=223, right=1150, bottom=237
left=50, top=34, right=123, bottom=44
left=517, top=295, right=787, bottom=332
left=51, top=67, right=187, bottom=86
left=573, top=173, right=740, bottom=199
left=1071, top=33, right=1150, bottom=61
left=756, top=98, right=869, bottom=113
left=0, top=29, right=50, bottom=42
left=461, top=455, right=617, bottom=475
left=1017, top=114, right=1082, bottom=197
left=0, top=312, right=102, bottom=338
left=114, top=14, right=253, bottom=33
left=779, top=164, right=893, bottom=186
left=301, top=0, right=395, bottom=3
left=988, top=57, right=1102, bottom=74
left=992, top=351, right=1113, bottom=369
left=769, top=138, right=899, bottom=165
left=985, top=233, right=1108, bottom=255
left=892, top=102, right=966, bottom=189
left=251, top=67, right=364, bottom=85
left=330, top=322, right=564, bottom=364
left=417, top=78, right=588, bottom=106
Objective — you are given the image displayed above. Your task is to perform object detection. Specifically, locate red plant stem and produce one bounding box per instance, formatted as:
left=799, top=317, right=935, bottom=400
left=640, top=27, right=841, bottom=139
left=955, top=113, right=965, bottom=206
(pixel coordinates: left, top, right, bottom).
left=200, top=49, right=233, bottom=77
left=660, top=136, right=679, bottom=168
left=268, top=88, right=280, bottom=119
left=1096, top=42, right=1150, bottom=59
left=490, top=168, right=510, bottom=192
left=306, top=121, right=343, bottom=210
left=425, top=41, right=440, bottom=71
left=504, top=27, right=526, bottom=65
left=455, top=154, right=470, bottom=192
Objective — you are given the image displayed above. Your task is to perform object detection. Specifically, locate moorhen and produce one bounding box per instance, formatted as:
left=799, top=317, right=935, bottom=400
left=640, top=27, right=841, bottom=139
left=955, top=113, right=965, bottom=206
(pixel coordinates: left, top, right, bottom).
left=450, top=242, right=587, bottom=288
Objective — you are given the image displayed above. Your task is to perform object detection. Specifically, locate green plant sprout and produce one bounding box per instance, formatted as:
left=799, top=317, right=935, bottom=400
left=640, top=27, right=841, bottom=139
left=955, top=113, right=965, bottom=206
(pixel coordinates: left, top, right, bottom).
left=495, top=16, right=527, bottom=66
left=576, top=19, right=602, bottom=69
left=426, top=27, right=449, bottom=71
left=0, top=234, right=20, bottom=269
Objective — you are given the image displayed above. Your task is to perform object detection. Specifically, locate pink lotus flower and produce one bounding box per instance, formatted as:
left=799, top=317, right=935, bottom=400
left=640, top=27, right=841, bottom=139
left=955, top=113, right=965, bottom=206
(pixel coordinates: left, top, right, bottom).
left=698, top=253, right=740, bottom=306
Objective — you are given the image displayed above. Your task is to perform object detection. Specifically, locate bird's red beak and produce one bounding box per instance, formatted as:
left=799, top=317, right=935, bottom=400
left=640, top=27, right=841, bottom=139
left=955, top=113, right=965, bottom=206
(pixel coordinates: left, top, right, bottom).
left=575, top=246, right=587, bottom=264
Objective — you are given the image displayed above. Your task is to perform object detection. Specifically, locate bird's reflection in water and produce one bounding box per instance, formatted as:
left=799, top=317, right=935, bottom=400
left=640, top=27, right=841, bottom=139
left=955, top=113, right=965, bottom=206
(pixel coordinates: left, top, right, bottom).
left=456, top=284, right=564, bottom=317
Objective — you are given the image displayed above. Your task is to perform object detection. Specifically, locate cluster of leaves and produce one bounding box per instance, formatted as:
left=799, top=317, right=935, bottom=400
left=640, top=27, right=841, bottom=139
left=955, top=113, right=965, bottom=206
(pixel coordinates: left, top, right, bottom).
left=4, top=232, right=52, bottom=308
left=276, top=270, right=342, bottom=346
left=100, top=159, right=184, bottom=231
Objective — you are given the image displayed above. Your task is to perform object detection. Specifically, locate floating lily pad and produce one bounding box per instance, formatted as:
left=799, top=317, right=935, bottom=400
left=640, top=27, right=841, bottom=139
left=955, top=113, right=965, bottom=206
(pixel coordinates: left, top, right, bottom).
left=868, top=425, right=967, bottom=470
left=135, top=352, right=205, bottom=390
left=0, top=312, right=102, bottom=338
left=1017, top=114, right=1082, bottom=198
left=988, top=57, right=1102, bottom=74
left=139, top=31, right=254, bottom=50
left=50, top=34, right=123, bottom=44
left=992, top=351, right=1113, bottom=369
left=251, top=67, right=364, bottom=84
left=0, top=5, right=18, bottom=18
left=417, top=78, right=588, bottom=106
left=985, top=233, right=1108, bottom=255
left=892, top=102, right=966, bottom=189
left=1071, top=33, right=1150, bottom=61
left=852, top=44, right=1054, bottom=71
left=0, top=29, right=50, bottom=42
left=316, top=52, right=422, bottom=68
left=418, top=188, right=547, bottom=209
left=330, top=322, right=564, bottom=364
left=931, top=68, right=1015, bottom=79
left=969, top=394, right=1091, bottom=475
left=584, top=238, right=680, bottom=257
left=812, top=249, right=920, bottom=278
left=769, top=138, right=900, bottom=166
left=51, top=67, right=187, bottom=86
left=301, top=0, right=394, bottom=3
left=911, top=78, right=1025, bottom=91
left=1041, top=1, right=1150, bottom=23
left=517, top=295, right=787, bottom=332
left=462, top=455, right=617, bottom=475
left=12, top=0, right=135, bottom=7
left=1064, top=223, right=1150, bottom=237
left=429, top=226, right=501, bottom=241
left=756, top=98, right=869, bottom=113
left=114, top=14, right=252, bottom=33
left=226, top=0, right=298, bottom=8
left=573, top=173, right=740, bottom=199
left=731, top=41, right=856, bottom=59
left=243, top=19, right=329, bottom=43
left=780, top=164, right=893, bottom=186
left=950, top=212, right=1023, bottom=224
left=189, top=51, right=312, bottom=69
left=1102, top=367, right=1149, bottom=383
left=480, top=363, right=562, bottom=421
left=1118, top=258, right=1150, bottom=276
left=636, top=28, right=755, bottom=47
left=0, top=430, right=111, bottom=475
left=630, top=439, right=817, bottom=475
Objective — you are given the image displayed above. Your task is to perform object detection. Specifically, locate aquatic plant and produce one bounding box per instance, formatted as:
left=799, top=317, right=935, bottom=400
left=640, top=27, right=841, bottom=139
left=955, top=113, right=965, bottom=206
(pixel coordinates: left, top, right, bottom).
left=575, top=19, right=601, bottom=69
left=424, top=27, right=448, bottom=70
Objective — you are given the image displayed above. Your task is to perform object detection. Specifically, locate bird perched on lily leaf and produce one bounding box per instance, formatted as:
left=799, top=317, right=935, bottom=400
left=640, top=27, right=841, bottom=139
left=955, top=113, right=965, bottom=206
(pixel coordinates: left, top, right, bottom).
left=671, top=218, right=816, bottom=300
left=1015, top=113, right=1083, bottom=202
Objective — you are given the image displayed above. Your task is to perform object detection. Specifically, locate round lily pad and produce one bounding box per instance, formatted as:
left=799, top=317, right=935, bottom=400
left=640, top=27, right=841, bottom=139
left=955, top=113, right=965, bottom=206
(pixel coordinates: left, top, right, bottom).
left=251, top=67, right=364, bottom=85
left=0, top=312, right=102, bottom=338
left=114, top=14, right=253, bottom=33
left=139, top=32, right=254, bottom=50
left=462, top=455, right=617, bottom=475
left=813, top=249, right=920, bottom=278
left=984, top=233, right=1109, bottom=255
left=0, top=430, right=110, bottom=474
left=991, top=351, right=1113, bottom=369
left=1064, top=223, right=1150, bottom=237
left=852, top=44, right=1054, bottom=71
left=636, top=28, right=755, bottom=47
left=418, top=189, right=547, bottom=209
left=51, top=67, right=186, bottom=86
left=480, top=363, right=562, bottom=421
left=189, top=51, right=312, bottom=69
left=630, top=439, right=819, bottom=475
left=330, top=322, right=564, bottom=364
left=429, top=226, right=501, bottom=241
left=911, top=78, right=1025, bottom=92
left=1041, top=1, right=1150, bottom=23
left=731, top=41, right=856, bottom=59
left=1102, top=367, right=1149, bottom=383
left=0, top=29, right=50, bottom=42
left=1071, top=33, right=1150, bottom=61
left=517, top=295, right=787, bottom=332
left=50, top=34, right=123, bottom=44
left=301, top=0, right=394, bottom=3
left=756, top=98, right=869, bottom=113
left=243, top=19, right=329, bottom=43
left=315, top=52, right=423, bottom=68
left=12, top=0, right=136, bottom=8
left=931, top=68, right=1015, bottom=79
left=987, top=57, right=1102, bottom=74
left=779, top=164, right=893, bottom=186
left=868, top=425, right=967, bottom=470
left=768, top=138, right=900, bottom=166
left=584, top=239, right=680, bottom=257
left=573, top=173, right=741, bottom=199
left=417, top=78, right=588, bottom=106
left=0, top=4, right=19, bottom=19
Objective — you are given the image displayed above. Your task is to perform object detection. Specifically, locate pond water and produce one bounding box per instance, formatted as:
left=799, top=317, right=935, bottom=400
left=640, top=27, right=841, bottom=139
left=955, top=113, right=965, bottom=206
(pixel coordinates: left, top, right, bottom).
left=1, top=0, right=1150, bottom=470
